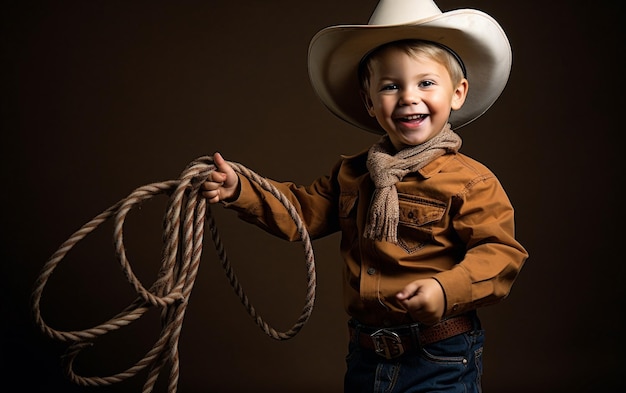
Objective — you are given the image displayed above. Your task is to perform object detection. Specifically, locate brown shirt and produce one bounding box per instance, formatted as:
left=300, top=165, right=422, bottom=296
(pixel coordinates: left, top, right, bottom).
left=225, top=149, right=528, bottom=327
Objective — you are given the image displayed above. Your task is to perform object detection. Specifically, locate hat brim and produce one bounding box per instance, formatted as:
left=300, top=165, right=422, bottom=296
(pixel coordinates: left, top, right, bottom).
left=308, top=9, right=512, bottom=134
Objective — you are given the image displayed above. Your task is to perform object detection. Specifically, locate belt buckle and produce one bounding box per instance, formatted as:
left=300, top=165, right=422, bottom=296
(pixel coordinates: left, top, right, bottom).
left=370, top=329, right=404, bottom=359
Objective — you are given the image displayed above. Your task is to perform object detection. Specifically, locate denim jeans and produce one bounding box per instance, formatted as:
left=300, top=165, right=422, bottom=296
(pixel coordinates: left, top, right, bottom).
left=344, top=313, right=484, bottom=393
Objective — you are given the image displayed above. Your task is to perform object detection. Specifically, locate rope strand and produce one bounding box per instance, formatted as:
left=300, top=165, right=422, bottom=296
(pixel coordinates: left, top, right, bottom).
left=31, top=155, right=316, bottom=392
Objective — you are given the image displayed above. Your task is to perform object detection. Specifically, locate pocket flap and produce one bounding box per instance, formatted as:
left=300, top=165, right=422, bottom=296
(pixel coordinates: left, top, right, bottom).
left=398, top=195, right=446, bottom=228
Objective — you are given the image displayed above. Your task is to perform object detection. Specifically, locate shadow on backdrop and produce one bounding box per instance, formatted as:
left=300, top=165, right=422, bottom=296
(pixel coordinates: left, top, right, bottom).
left=1, top=1, right=623, bottom=392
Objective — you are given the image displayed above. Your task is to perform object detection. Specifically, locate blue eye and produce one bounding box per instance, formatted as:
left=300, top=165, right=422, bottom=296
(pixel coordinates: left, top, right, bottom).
left=381, top=84, right=398, bottom=91
left=419, top=80, right=435, bottom=88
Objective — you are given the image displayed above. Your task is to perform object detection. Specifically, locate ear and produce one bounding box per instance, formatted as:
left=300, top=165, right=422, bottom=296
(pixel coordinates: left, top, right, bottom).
left=451, top=78, right=469, bottom=111
left=360, top=90, right=376, bottom=117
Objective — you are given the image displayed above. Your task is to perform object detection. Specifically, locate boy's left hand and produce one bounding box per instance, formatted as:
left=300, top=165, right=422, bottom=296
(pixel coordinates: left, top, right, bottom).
left=396, top=278, right=445, bottom=326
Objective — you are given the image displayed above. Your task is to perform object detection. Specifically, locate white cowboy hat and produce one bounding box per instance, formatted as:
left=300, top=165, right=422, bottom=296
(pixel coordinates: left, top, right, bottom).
left=307, top=0, right=512, bottom=134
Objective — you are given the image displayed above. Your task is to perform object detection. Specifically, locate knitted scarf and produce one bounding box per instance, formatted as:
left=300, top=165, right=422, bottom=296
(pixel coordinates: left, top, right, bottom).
left=364, top=123, right=462, bottom=244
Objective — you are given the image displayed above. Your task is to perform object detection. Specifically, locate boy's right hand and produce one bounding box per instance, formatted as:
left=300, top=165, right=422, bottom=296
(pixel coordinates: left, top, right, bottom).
left=201, top=152, right=239, bottom=203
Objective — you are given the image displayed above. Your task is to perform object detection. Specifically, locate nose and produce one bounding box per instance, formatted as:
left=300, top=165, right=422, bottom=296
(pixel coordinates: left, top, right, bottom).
left=399, top=88, right=419, bottom=106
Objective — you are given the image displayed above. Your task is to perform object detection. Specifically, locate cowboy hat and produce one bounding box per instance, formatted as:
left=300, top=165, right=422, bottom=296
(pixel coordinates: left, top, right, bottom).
left=307, top=0, right=512, bottom=134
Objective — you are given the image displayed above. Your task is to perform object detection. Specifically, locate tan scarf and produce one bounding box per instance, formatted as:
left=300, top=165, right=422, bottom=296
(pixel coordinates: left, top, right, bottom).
left=364, top=123, right=462, bottom=244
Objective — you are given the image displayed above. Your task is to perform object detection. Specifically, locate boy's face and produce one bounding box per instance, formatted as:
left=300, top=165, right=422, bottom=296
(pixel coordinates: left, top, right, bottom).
left=361, top=47, right=468, bottom=151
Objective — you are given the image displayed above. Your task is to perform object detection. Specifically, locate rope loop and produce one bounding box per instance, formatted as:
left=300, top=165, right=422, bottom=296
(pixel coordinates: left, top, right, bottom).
left=31, top=155, right=316, bottom=393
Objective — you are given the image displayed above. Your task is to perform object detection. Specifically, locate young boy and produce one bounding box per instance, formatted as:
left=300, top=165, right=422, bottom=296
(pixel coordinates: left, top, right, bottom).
left=202, top=0, right=528, bottom=392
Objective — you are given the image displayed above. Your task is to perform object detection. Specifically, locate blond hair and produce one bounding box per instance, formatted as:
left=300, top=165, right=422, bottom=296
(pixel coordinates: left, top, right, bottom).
left=358, top=39, right=466, bottom=93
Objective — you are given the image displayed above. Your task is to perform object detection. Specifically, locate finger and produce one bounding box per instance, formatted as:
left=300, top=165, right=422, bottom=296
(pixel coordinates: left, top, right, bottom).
left=213, top=152, right=229, bottom=172
left=211, top=152, right=236, bottom=183
left=396, top=283, right=418, bottom=300
left=399, top=296, right=423, bottom=314
left=201, top=176, right=223, bottom=190
left=209, top=170, right=226, bottom=183
left=201, top=190, right=219, bottom=202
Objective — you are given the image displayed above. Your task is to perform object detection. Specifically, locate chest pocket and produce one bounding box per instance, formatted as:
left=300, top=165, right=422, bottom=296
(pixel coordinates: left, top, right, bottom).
left=338, top=192, right=358, bottom=231
left=397, top=194, right=447, bottom=253
left=339, top=192, right=358, bottom=218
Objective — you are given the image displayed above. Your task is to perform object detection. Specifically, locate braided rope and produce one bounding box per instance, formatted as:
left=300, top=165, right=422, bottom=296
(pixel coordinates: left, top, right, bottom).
left=31, top=155, right=316, bottom=393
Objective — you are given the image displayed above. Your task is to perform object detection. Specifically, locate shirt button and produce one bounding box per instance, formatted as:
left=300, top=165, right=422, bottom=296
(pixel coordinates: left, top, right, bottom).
left=452, top=304, right=459, bottom=312
left=367, top=267, right=377, bottom=275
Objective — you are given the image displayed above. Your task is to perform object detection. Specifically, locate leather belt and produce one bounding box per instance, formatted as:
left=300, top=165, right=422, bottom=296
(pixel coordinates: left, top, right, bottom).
left=349, top=315, right=474, bottom=360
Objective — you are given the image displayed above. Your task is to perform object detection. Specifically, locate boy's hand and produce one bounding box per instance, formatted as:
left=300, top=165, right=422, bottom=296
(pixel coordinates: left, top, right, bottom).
left=396, top=278, right=445, bottom=326
left=201, top=152, right=239, bottom=203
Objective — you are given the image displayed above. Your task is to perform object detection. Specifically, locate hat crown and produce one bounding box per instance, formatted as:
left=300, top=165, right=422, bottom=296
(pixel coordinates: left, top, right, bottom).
left=368, top=0, right=442, bottom=25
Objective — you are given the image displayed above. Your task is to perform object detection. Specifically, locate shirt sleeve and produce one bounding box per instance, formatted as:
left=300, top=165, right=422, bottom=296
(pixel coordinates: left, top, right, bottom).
left=433, top=174, right=529, bottom=317
left=223, top=168, right=341, bottom=241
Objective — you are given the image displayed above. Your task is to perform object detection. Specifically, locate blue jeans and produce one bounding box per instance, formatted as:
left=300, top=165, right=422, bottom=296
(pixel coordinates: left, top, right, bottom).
left=344, top=314, right=485, bottom=393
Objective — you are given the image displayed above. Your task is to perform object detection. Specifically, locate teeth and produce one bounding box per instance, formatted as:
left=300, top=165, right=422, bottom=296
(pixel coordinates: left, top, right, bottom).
left=404, top=114, right=423, bottom=120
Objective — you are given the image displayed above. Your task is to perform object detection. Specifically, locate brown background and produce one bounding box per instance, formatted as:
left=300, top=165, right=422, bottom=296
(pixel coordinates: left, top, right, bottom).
left=1, top=1, right=623, bottom=392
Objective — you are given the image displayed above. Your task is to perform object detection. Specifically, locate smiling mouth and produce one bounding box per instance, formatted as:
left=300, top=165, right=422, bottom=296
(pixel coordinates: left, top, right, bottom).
left=398, top=114, right=427, bottom=121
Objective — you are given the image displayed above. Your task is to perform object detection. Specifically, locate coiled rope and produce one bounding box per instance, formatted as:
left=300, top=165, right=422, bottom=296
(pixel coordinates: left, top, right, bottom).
left=31, top=155, right=316, bottom=393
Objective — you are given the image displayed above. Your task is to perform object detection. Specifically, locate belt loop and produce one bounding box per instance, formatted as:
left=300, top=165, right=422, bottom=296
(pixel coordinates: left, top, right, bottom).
left=409, top=322, right=422, bottom=349
left=469, top=310, right=481, bottom=330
